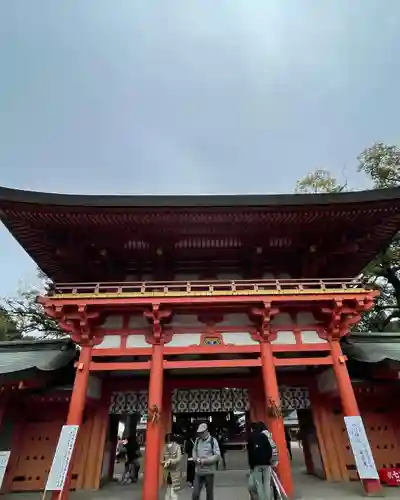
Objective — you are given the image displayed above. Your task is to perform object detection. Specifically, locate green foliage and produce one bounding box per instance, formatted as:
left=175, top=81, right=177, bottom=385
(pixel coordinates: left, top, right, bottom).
left=0, top=306, right=21, bottom=341
left=295, top=169, right=346, bottom=194
left=296, top=142, right=400, bottom=332
left=357, top=143, right=400, bottom=188
left=1, top=270, right=65, bottom=339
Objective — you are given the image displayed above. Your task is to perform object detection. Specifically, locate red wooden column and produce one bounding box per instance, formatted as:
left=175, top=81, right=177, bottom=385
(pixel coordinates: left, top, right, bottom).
left=142, top=306, right=169, bottom=500
left=54, top=344, right=92, bottom=500
left=330, top=340, right=382, bottom=495
left=253, top=302, right=294, bottom=498
left=260, top=340, right=294, bottom=498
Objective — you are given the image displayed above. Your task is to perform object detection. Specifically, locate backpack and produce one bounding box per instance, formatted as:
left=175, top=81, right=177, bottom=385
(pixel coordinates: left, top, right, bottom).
left=194, top=436, right=216, bottom=455
left=249, top=430, right=273, bottom=466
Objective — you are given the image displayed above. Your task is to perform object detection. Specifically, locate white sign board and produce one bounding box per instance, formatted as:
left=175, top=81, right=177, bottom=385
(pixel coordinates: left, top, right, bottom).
left=344, top=416, right=379, bottom=480
left=0, top=451, right=11, bottom=488
left=45, top=425, right=79, bottom=491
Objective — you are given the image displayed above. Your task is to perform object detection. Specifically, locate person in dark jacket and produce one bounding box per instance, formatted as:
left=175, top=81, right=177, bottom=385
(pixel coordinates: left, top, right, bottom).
left=216, top=430, right=227, bottom=470
left=247, top=422, right=278, bottom=500
left=123, top=436, right=141, bottom=483
left=185, top=429, right=196, bottom=486
left=285, top=427, right=292, bottom=461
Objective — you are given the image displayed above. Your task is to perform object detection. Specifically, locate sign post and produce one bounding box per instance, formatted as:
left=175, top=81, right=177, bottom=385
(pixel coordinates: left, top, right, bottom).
left=43, top=425, right=79, bottom=496
left=344, top=416, right=379, bottom=480
left=0, top=451, right=11, bottom=489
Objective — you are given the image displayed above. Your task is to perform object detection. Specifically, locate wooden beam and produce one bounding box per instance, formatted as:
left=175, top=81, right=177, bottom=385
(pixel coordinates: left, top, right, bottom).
left=274, top=356, right=333, bottom=367
left=88, top=361, right=151, bottom=371
left=164, top=359, right=261, bottom=369
left=88, top=355, right=335, bottom=371
left=91, top=343, right=330, bottom=357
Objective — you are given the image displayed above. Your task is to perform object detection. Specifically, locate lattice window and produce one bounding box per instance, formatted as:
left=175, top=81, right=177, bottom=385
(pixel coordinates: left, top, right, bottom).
left=109, top=386, right=310, bottom=414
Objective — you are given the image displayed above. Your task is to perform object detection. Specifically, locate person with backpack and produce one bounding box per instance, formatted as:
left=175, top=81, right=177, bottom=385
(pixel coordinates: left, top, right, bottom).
left=247, top=421, right=278, bottom=500
left=192, top=423, right=220, bottom=500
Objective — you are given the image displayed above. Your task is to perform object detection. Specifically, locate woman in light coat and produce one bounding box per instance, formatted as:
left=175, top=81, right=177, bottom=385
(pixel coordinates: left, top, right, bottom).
left=162, top=433, right=182, bottom=500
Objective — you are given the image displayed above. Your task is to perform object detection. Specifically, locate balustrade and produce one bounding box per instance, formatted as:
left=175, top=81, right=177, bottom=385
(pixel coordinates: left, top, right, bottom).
left=49, top=277, right=367, bottom=298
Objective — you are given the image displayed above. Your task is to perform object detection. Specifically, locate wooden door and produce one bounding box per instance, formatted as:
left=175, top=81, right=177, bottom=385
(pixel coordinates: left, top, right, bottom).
left=10, top=420, right=63, bottom=491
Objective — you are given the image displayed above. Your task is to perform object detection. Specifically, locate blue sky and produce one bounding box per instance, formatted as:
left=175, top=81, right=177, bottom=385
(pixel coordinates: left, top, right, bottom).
left=1, top=0, right=400, bottom=297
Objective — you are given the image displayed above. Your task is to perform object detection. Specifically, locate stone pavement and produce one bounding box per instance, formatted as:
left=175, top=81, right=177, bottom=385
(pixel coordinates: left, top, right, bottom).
left=4, top=445, right=399, bottom=499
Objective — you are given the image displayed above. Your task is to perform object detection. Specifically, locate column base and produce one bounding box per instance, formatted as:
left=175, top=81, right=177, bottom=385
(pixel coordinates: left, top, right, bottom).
left=362, top=479, right=384, bottom=497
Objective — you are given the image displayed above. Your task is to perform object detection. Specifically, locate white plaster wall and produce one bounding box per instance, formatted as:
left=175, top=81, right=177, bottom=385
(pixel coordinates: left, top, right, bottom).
left=301, top=331, right=327, bottom=344
left=271, top=331, right=297, bottom=345
left=94, top=335, right=122, bottom=349
left=166, top=334, right=202, bottom=347
left=221, top=332, right=258, bottom=346
left=126, top=335, right=150, bottom=348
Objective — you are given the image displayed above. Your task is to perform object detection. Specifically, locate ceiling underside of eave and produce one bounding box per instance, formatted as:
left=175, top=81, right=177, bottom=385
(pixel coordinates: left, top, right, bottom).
left=1, top=201, right=400, bottom=281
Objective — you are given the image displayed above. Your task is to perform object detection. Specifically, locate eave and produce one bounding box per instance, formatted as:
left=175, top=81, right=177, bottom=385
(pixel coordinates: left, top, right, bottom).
left=1, top=186, right=400, bottom=281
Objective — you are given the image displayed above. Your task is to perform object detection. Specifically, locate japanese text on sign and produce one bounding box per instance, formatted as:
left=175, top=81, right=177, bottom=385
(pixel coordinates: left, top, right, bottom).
left=344, top=416, right=379, bottom=480
left=45, top=425, right=79, bottom=491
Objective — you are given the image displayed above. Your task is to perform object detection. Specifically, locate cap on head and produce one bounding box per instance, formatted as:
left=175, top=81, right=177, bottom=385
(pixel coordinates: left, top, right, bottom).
left=197, top=423, right=208, bottom=434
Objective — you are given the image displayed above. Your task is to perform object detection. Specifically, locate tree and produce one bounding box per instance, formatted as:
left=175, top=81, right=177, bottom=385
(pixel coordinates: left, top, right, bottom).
left=0, top=306, right=21, bottom=341
left=358, top=143, right=400, bottom=188
left=296, top=142, right=400, bottom=332
left=295, top=169, right=346, bottom=194
left=2, top=269, right=65, bottom=338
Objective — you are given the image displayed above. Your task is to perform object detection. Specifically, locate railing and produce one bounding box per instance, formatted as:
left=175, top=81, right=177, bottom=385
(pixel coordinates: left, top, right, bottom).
left=47, top=278, right=369, bottom=299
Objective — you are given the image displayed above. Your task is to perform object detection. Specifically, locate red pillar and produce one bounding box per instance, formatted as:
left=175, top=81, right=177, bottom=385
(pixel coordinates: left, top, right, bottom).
left=142, top=342, right=164, bottom=500
left=330, top=341, right=382, bottom=495
left=260, top=341, right=294, bottom=498
left=54, top=344, right=92, bottom=500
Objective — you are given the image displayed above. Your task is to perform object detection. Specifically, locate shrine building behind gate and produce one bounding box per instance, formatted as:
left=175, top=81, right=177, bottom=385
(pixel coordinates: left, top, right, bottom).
left=1, top=186, right=400, bottom=499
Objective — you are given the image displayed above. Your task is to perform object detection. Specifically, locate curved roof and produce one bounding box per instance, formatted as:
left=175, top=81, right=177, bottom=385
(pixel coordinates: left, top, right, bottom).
left=1, top=186, right=400, bottom=281
left=0, top=339, right=76, bottom=381
left=1, top=185, right=400, bottom=208
left=344, top=332, right=400, bottom=363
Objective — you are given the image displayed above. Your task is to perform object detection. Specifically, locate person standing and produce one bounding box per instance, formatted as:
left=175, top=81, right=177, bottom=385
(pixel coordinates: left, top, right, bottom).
left=120, top=435, right=141, bottom=484
left=285, top=427, right=292, bottom=461
left=247, top=421, right=278, bottom=500
left=216, top=430, right=227, bottom=470
left=185, top=429, right=196, bottom=486
left=192, top=423, right=220, bottom=500
left=162, top=433, right=183, bottom=500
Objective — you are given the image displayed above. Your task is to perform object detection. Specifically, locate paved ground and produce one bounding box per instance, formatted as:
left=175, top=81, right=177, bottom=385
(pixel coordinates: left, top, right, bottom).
left=5, top=444, right=399, bottom=499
